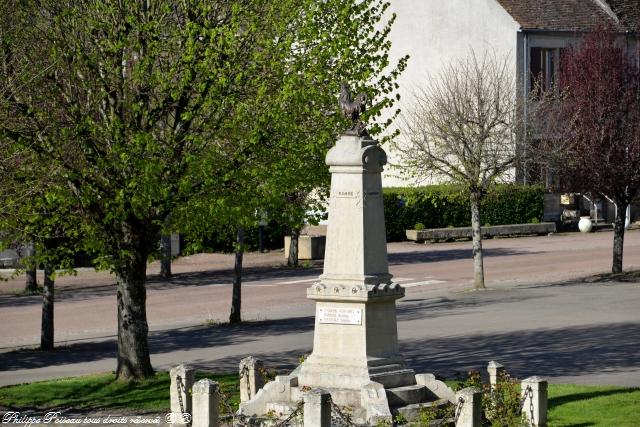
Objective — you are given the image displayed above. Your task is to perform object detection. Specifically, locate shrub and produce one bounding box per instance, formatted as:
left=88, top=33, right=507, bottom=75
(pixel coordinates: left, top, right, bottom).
left=453, top=369, right=528, bottom=427
left=414, top=222, right=426, bottom=231
left=383, top=184, right=545, bottom=241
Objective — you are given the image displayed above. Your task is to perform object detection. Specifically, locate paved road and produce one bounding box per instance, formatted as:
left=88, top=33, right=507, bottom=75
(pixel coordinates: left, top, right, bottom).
left=1, top=230, right=639, bottom=386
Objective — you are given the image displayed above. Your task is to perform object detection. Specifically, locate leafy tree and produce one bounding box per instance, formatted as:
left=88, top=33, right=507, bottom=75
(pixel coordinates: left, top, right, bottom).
left=173, top=0, right=407, bottom=323
left=1, top=0, right=405, bottom=379
left=394, top=52, right=521, bottom=289
left=537, top=28, right=640, bottom=274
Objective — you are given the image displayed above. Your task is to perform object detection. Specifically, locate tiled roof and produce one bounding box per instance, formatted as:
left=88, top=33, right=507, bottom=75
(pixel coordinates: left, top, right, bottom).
left=606, top=0, right=640, bottom=31
left=495, top=0, right=621, bottom=31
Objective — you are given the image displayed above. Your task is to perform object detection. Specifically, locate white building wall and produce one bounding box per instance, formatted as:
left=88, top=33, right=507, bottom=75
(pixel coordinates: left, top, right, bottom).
left=382, top=0, right=521, bottom=187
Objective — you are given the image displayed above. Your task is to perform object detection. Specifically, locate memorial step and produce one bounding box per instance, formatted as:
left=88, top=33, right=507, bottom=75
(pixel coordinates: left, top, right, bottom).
left=370, top=368, right=417, bottom=388
left=367, top=357, right=405, bottom=368
left=368, top=363, right=407, bottom=374
left=394, top=398, right=452, bottom=419
left=385, top=384, right=428, bottom=406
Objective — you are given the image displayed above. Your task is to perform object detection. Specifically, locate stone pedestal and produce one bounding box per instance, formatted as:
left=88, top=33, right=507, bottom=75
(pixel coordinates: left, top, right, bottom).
left=239, top=134, right=456, bottom=424
left=297, top=135, right=408, bottom=406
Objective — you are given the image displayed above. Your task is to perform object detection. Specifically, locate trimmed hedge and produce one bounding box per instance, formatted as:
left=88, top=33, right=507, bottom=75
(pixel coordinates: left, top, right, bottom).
left=383, top=184, right=545, bottom=241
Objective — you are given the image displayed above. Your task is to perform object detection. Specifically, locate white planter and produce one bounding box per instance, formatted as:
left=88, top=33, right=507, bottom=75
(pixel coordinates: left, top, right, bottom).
left=578, top=216, right=593, bottom=233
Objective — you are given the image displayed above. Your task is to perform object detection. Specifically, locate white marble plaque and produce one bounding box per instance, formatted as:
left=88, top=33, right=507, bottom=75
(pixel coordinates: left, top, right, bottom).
left=318, top=307, right=362, bottom=325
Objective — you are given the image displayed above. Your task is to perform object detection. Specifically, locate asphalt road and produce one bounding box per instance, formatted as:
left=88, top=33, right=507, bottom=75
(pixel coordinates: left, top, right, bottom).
left=1, top=230, right=639, bottom=387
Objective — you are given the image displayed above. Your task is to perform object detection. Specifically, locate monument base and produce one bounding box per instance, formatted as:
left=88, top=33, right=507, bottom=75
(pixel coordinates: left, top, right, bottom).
left=238, top=363, right=455, bottom=424
left=238, top=286, right=456, bottom=424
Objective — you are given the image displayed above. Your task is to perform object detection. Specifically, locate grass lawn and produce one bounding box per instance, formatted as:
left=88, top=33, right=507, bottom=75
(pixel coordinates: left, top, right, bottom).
left=1, top=374, right=639, bottom=426
left=548, top=384, right=640, bottom=427
left=0, top=372, right=239, bottom=413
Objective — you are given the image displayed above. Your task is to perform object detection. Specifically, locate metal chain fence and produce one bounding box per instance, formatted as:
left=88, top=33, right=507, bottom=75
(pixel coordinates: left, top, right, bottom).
left=518, top=385, right=535, bottom=427
left=453, top=396, right=465, bottom=425
left=175, top=375, right=192, bottom=427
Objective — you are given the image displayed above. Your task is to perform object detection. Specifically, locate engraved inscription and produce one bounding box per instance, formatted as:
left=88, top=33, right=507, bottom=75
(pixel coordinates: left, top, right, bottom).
left=336, top=191, right=356, bottom=198
left=318, top=307, right=362, bottom=325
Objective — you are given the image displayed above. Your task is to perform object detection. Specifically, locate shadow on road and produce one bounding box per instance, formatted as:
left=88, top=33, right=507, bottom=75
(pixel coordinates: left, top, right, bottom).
left=402, top=322, right=640, bottom=380
left=0, top=265, right=323, bottom=309
left=0, top=316, right=315, bottom=372
left=397, top=290, right=548, bottom=321
left=388, top=247, right=538, bottom=265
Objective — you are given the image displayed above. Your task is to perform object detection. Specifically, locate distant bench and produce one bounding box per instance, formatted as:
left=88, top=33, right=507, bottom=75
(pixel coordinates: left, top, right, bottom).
left=406, top=222, right=557, bottom=243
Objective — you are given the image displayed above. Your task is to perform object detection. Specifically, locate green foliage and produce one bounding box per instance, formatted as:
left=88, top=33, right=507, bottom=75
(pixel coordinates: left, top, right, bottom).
left=182, top=221, right=285, bottom=254
left=452, top=370, right=526, bottom=427
left=414, top=222, right=426, bottom=231
left=383, top=184, right=545, bottom=241
left=392, top=413, right=408, bottom=425
left=416, top=403, right=454, bottom=426
left=483, top=372, right=528, bottom=427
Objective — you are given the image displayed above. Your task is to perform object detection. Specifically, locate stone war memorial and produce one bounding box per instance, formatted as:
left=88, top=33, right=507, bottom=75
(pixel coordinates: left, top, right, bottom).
left=169, top=85, right=549, bottom=427
left=237, top=85, right=463, bottom=424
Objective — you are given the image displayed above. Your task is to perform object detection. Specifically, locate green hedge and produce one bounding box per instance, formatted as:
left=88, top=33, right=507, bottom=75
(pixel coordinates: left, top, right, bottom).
left=383, top=184, right=545, bottom=241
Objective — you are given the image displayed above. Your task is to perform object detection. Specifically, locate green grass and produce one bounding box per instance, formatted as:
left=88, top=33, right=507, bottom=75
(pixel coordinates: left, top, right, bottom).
left=0, top=372, right=239, bottom=413
left=1, top=374, right=639, bottom=426
left=548, top=384, right=640, bottom=427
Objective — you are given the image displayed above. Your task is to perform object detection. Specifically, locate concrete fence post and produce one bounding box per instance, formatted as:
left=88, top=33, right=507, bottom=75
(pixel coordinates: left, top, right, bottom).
left=239, top=356, right=265, bottom=402
left=170, top=364, right=196, bottom=426
left=487, top=361, right=505, bottom=390
left=521, top=377, right=548, bottom=427
left=303, top=388, right=331, bottom=427
left=455, top=387, right=482, bottom=427
left=191, top=379, right=219, bottom=427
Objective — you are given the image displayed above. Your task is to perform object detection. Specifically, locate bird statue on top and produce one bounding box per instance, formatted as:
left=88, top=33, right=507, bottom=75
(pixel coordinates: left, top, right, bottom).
left=339, top=82, right=369, bottom=137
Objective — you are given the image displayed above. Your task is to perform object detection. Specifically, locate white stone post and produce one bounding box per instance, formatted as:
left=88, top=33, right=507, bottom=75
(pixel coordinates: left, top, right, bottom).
left=303, top=388, right=331, bottom=427
left=521, top=377, right=548, bottom=427
left=487, top=361, right=505, bottom=390
left=192, top=379, right=219, bottom=427
left=170, top=364, right=196, bottom=426
left=455, top=387, right=482, bottom=427
left=239, top=356, right=265, bottom=402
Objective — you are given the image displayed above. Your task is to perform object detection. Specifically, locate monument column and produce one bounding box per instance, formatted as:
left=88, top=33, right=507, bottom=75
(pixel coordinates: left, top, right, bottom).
left=297, top=131, right=407, bottom=403
left=240, top=85, right=439, bottom=422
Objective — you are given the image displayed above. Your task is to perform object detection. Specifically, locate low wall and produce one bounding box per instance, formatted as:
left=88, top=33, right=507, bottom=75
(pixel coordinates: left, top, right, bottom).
left=406, top=222, right=556, bottom=243
left=284, top=235, right=326, bottom=260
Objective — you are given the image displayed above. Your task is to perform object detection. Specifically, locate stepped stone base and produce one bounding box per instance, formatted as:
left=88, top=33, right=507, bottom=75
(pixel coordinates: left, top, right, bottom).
left=238, top=364, right=456, bottom=424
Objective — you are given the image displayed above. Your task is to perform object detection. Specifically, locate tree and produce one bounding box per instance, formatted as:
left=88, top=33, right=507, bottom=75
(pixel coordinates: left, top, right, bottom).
left=537, top=28, right=640, bottom=274
left=2, top=0, right=406, bottom=379
left=394, top=53, right=520, bottom=289
left=173, top=0, right=406, bottom=322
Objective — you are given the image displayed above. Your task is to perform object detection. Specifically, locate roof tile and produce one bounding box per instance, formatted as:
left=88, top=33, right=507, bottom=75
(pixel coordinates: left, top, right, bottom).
left=495, top=0, right=621, bottom=31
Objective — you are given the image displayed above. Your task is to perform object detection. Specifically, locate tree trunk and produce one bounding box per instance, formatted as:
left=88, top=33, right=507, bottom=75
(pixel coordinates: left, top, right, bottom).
left=24, top=242, right=37, bottom=293
left=288, top=228, right=299, bottom=267
left=40, top=264, right=54, bottom=350
left=612, top=201, right=628, bottom=274
left=470, top=192, right=486, bottom=289
left=159, top=234, right=172, bottom=278
left=115, top=229, right=154, bottom=380
left=258, top=225, right=265, bottom=253
left=229, top=226, right=244, bottom=324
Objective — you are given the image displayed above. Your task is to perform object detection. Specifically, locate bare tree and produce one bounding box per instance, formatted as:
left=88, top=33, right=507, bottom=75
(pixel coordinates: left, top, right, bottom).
left=395, top=52, right=520, bottom=289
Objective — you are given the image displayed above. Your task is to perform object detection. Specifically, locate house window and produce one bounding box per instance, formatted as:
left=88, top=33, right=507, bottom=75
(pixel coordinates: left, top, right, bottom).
left=530, top=47, right=563, bottom=96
